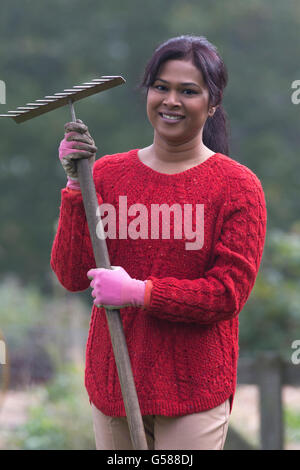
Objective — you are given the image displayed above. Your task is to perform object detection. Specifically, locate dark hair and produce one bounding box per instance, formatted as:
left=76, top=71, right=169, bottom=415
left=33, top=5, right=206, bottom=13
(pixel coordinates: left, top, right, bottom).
left=140, top=35, right=230, bottom=156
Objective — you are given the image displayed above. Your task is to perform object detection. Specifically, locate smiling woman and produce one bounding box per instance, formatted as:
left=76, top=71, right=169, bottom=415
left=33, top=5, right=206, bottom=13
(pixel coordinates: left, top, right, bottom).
left=51, top=35, right=267, bottom=450
left=146, top=60, right=214, bottom=150
left=136, top=36, right=229, bottom=174
left=141, top=35, right=229, bottom=154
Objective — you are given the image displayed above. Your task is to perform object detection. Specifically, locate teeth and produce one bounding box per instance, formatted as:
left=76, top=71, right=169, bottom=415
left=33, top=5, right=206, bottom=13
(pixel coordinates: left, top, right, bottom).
left=162, top=113, right=183, bottom=120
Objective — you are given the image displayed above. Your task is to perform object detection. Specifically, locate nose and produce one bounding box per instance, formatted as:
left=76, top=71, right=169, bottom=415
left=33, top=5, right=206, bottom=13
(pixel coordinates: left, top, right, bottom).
left=163, top=90, right=181, bottom=108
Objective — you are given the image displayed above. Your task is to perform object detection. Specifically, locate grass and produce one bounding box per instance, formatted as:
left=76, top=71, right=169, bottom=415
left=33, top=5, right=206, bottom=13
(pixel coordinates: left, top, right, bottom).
left=285, top=407, right=300, bottom=446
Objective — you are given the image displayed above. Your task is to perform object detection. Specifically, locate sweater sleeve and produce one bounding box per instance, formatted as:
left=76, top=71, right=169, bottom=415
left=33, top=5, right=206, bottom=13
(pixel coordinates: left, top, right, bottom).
left=144, top=172, right=267, bottom=324
left=50, top=187, right=103, bottom=292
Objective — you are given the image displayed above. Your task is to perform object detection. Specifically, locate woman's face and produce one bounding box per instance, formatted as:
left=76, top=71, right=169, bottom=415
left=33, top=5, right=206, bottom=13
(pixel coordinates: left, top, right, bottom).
left=146, top=59, right=213, bottom=146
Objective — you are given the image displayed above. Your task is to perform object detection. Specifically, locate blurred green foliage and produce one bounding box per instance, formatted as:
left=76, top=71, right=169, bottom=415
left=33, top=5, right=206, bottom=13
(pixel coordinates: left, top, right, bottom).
left=239, top=228, right=300, bottom=358
left=0, top=279, right=94, bottom=449
left=0, top=278, right=43, bottom=348
left=7, top=364, right=95, bottom=450
left=0, top=276, right=89, bottom=387
left=0, top=0, right=299, bottom=289
left=285, top=407, right=300, bottom=444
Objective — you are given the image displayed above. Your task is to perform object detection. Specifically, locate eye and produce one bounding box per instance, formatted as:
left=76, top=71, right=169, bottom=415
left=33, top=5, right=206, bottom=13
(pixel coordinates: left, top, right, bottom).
left=153, top=84, right=167, bottom=92
left=182, top=88, right=198, bottom=95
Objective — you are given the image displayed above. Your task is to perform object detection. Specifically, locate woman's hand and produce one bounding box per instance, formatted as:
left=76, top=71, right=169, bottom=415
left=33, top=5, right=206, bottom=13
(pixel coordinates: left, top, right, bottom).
left=59, top=119, right=97, bottom=188
left=87, top=266, right=146, bottom=309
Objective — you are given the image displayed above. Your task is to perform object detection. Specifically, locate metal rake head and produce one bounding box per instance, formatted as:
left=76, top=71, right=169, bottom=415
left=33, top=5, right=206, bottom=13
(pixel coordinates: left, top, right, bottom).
left=0, top=76, right=125, bottom=124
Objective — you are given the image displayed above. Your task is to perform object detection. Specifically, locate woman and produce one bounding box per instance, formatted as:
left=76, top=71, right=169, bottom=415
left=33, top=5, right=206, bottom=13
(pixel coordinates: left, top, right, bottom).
left=51, top=35, right=267, bottom=450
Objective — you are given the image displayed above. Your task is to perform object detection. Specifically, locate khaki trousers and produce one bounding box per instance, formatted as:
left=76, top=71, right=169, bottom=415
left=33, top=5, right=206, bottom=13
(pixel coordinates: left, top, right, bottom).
left=91, top=399, right=230, bottom=450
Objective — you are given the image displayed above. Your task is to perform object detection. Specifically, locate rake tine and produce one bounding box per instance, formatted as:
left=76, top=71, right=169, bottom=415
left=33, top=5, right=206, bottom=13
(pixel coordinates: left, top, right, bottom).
left=63, top=89, right=87, bottom=92
left=82, top=82, right=102, bottom=85
left=72, top=85, right=94, bottom=89
left=53, top=92, right=74, bottom=96
left=8, top=110, right=26, bottom=114
left=63, top=89, right=83, bottom=92
left=35, top=99, right=56, bottom=103
left=26, top=103, right=48, bottom=106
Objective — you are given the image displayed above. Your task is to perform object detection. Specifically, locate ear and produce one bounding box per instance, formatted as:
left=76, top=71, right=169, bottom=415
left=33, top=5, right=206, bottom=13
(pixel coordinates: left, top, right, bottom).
left=208, top=106, right=217, bottom=117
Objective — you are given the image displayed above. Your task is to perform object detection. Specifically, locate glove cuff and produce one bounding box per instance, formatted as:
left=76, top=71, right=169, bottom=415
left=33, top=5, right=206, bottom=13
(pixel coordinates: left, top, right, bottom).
left=128, top=279, right=147, bottom=307
left=66, top=177, right=81, bottom=191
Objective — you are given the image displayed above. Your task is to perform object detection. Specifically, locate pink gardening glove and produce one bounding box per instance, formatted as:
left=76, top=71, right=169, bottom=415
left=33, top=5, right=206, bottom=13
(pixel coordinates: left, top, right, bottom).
left=87, top=266, right=147, bottom=309
left=59, top=119, right=97, bottom=190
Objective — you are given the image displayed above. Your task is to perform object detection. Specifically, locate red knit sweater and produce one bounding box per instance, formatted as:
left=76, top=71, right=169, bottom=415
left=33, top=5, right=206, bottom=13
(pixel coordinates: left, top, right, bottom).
left=50, top=149, right=267, bottom=417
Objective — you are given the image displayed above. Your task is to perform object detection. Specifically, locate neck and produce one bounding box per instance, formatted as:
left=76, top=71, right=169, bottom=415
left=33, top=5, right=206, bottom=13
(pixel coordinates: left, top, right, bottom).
left=151, top=131, right=212, bottom=165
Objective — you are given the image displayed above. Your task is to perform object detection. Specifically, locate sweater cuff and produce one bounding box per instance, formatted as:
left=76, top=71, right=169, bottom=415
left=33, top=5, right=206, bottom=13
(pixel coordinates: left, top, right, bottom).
left=143, top=280, right=153, bottom=309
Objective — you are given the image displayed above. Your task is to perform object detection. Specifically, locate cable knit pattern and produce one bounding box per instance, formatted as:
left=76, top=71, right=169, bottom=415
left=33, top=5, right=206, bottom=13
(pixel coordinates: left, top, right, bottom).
left=50, top=149, right=267, bottom=417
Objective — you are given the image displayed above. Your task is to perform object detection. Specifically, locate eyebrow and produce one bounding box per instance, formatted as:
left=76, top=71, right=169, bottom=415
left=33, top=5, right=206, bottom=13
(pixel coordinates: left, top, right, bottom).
left=155, top=78, right=201, bottom=88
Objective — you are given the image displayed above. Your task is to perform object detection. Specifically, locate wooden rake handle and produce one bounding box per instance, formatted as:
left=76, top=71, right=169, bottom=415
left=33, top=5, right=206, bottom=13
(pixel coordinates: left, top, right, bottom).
left=69, top=100, right=148, bottom=450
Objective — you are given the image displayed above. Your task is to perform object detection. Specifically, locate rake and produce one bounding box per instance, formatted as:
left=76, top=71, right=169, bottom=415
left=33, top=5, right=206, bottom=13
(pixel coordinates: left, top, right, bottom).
left=0, top=76, right=148, bottom=450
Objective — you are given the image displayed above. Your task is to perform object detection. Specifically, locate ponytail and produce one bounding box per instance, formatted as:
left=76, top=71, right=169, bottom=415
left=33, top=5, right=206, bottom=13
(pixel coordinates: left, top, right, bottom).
left=203, top=105, right=230, bottom=156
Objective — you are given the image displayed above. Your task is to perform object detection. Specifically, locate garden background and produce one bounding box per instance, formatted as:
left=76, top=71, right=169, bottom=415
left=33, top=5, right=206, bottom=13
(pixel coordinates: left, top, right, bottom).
left=0, top=0, right=299, bottom=449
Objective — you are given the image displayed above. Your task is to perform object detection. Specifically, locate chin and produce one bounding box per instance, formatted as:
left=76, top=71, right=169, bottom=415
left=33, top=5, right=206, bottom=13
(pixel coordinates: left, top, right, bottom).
left=158, top=128, right=198, bottom=146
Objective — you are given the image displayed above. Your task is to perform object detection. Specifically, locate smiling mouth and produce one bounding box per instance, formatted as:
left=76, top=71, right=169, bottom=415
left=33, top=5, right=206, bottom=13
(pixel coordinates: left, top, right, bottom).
left=159, top=112, right=185, bottom=122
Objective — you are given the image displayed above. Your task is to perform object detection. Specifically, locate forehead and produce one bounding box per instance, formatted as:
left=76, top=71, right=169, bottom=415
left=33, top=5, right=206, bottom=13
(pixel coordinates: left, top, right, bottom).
left=156, top=59, right=206, bottom=87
